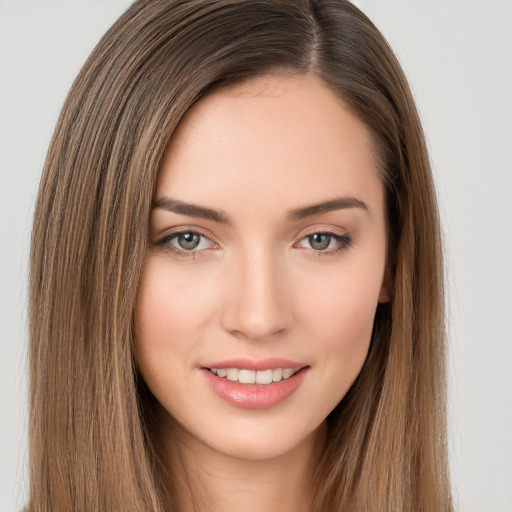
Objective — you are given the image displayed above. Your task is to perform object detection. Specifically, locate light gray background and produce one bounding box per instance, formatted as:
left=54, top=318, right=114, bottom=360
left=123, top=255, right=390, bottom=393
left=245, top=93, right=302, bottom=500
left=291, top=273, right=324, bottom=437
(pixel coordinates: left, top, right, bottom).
left=1, top=1, right=511, bottom=511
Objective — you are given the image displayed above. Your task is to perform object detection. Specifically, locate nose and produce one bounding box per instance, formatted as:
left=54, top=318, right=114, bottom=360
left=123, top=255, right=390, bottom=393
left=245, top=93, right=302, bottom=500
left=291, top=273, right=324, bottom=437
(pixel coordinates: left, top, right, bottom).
left=220, top=246, right=293, bottom=341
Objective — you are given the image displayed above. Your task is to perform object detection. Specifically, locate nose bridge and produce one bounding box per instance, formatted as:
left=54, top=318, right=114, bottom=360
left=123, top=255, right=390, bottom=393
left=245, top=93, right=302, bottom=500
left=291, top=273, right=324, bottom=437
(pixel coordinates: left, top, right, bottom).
left=221, top=242, right=291, bottom=340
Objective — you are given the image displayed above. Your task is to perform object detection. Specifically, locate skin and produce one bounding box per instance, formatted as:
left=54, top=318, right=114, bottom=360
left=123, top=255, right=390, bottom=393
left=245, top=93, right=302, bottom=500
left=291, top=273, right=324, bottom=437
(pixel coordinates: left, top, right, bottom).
left=134, top=73, right=389, bottom=512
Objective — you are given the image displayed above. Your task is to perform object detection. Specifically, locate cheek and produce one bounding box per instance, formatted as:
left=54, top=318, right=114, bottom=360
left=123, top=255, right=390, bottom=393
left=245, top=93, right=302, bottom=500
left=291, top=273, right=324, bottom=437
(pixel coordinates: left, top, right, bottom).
left=311, top=287, right=376, bottom=375
left=135, top=258, right=215, bottom=345
left=300, top=263, right=382, bottom=342
left=133, top=257, right=218, bottom=394
left=295, top=259, right=383, bottom=388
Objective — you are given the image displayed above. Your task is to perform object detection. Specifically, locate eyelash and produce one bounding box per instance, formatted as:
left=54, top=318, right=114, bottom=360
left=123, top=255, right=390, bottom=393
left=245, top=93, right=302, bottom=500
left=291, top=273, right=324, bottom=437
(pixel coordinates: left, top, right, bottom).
left=296, top=230, right=353, bottom=256
left=156, top=228, right=353, bottom=259
left=157, top=228, right=214, bottom=260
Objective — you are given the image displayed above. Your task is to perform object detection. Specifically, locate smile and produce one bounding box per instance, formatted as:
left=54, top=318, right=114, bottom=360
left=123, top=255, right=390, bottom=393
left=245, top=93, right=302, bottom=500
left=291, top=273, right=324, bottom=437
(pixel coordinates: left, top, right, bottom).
left=202, top=359, right=309, bottom=409
left=208, top=367, right=298, bottom=384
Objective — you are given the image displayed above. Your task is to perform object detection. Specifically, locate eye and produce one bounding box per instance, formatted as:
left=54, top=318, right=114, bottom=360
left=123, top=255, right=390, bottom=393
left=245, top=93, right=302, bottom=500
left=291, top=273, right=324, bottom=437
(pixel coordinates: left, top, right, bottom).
left=296, top=231, right=352, bottom=254
left=158, top=230, right=216, bottom=257
left=172, top=232, right=204, bottom=251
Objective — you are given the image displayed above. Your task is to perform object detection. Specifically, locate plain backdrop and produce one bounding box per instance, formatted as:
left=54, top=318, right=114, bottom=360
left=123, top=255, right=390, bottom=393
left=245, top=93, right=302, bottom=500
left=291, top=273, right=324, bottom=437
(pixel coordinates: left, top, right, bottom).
left=1, top=1, right=511, bottom=511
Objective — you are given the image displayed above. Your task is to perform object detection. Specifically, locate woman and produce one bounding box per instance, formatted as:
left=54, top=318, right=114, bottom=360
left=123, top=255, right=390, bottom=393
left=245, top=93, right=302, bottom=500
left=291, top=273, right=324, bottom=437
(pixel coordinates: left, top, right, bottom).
left=28, top=0, right=453, bottom=510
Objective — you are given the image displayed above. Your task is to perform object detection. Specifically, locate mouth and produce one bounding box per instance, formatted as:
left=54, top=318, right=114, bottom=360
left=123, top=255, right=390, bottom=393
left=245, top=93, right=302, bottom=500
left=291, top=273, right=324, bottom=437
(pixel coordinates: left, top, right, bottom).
left=201, top=359, right=309, bottom=409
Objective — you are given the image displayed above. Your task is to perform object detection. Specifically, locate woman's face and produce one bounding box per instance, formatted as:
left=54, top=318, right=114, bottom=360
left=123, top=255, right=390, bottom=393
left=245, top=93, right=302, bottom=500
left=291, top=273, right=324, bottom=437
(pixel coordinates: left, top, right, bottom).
left=134, top=74, right=388, bottom=461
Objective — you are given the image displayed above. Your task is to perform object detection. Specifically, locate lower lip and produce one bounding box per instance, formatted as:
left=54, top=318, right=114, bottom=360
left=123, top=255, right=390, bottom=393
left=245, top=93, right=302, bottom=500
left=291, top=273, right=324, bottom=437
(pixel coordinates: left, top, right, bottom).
left=201, top=368, right=308, bottom=410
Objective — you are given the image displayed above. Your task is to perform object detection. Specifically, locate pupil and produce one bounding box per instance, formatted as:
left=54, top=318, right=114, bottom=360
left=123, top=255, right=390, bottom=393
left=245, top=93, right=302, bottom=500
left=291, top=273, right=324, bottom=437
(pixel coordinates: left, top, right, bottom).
left=310, top=234, right=330, bottom=250
left=178, top=233, right=200, bottom=250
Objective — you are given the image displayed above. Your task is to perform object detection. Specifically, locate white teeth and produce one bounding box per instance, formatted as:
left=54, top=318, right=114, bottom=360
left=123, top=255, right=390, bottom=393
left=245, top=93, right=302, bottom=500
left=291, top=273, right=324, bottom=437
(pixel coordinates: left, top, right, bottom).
left=211, top=367, right=297, bottom=384
left=226, top=368, right=239, bottom=381
left=239, top=369, right=256, bottom=384
left=282, top=368, right=294, bottom=379
left=272, top=368, right=283, bottom=382
left=256, top=369, right=273, bottom=384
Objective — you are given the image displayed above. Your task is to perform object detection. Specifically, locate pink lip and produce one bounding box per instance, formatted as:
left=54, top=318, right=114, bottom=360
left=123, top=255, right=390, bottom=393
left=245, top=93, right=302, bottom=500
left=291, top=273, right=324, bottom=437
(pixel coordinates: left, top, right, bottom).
left=200, top=359, right=309, bottom=410
left=202, top=358, right=306, bottom=371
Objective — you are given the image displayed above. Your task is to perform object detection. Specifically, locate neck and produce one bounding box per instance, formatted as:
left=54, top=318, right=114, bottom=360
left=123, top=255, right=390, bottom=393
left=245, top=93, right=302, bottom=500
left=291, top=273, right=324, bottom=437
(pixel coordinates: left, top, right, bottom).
left=156, top=415, right=326, bottom=512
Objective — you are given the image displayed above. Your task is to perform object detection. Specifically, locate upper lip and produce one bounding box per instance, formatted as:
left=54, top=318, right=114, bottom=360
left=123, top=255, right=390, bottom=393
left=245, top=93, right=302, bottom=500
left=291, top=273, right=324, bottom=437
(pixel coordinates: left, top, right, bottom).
left=201, top=358, right=307, bottom=371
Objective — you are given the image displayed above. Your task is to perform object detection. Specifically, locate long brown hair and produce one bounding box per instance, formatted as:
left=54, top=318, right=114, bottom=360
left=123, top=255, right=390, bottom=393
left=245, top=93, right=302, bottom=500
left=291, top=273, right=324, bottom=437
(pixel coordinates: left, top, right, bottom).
left=29, top=1, right=453, bottom=510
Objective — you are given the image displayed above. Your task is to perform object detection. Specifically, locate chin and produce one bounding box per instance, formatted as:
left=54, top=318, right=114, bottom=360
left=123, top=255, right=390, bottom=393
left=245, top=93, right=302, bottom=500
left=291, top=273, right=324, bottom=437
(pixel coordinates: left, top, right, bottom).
left=183, top=414, right=325, bottom=463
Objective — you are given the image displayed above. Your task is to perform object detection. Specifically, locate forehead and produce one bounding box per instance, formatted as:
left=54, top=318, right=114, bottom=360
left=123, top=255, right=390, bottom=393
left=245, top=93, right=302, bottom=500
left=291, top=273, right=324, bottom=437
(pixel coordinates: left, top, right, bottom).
left=157, top=73, right=383, bottom=220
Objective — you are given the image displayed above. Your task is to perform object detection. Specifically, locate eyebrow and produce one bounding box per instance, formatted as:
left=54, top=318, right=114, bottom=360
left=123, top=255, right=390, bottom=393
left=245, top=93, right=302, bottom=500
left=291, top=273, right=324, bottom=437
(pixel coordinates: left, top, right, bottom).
left=287, top=196, right=370, bottom=220
left=153, top=195, right=369, bottom=224
left=154, top=197, right=231, bottom=224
